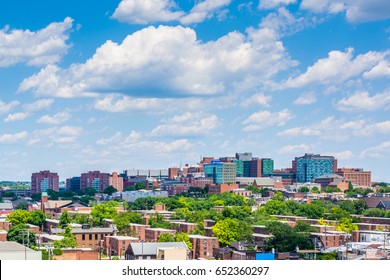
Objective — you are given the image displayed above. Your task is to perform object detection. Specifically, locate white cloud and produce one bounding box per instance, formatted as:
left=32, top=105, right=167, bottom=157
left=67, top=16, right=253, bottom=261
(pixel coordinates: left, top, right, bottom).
left=24, top=98, right=54, bottom=111
left=259, top=0, right=296, bottom=10
left=278, top=144, right=312, bottom=155
left=0, top=17, right=73, bottom=67
left=180, top=0, right=232, bottom=25
left=243, top=109, right=293, bottom=131
left=326, top=150, right=354, bottom=160
left=0, top=100, right=19, bottom=114
left=284, top=48, right=388, bottom=88
left=293, top=92, right=317, bottom=105
left=278, top=117, right=390, bottom=140
left=151, top=112, right=219, bottom=137
left=28, top=126, right=82, bottom=145
left=97, top=132, right=123, bottom=145
left=0, top=131, right=28, bottom=144
left=363, top=60, right=390, bottom=79
left=4, top=112, right=29, bottom=122
left=360, top=141, right=390, bottom=158
left=37, top=111, right=71, bottom=125
left=300, top=0, right=390, bottom=23
left=240, top=92, right=271, bottom=107
left=112, top=0, right=184, bottom=24
left=336, top=91, right=390, bottom=112
left=19, top=25, right=294, bottom=98
left=278, top=127, right=320, bottom=137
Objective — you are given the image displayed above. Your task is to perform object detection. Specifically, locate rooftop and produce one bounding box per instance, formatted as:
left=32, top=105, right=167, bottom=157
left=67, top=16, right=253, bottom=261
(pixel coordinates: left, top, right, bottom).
left=128, top=242, right=188, bottom=256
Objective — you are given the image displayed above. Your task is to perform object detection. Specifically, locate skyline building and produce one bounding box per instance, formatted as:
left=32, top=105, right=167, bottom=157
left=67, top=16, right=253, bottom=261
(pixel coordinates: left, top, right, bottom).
left=294, top=153, right=337, bottom=183
left=31, top=170, right=59, bottom=194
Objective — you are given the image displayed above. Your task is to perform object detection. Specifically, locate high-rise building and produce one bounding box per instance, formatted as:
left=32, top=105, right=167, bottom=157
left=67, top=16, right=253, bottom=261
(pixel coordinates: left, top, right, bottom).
left=66, top=177, right=81, bottom=192
left=109, top=172, right=124, bottom=192
left=233, top=160, right=244, bottom=177
left=336, top=168, right=371, bottom=187
left=235, top=152, right=252, bottom=161
left=80, top=171, right=110, bottom=193
left=250, top=158, right=262, bottom=178
left=31, top=170, right=59, bottom=194
left=295, top=153, right=337, bottom=183
left=168, top=168, right=180, bottom=179
left=261, top=158, right=274, bottom=177
left=204, top=160, right=236, bottom=184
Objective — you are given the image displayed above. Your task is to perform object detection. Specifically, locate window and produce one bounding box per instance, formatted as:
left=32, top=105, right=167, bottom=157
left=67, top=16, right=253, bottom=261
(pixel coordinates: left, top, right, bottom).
left=89, top=234, right=92, bottom=240
left=82, top=234, right=85, bottom=240
left=95, top=234, right=98, bottom=240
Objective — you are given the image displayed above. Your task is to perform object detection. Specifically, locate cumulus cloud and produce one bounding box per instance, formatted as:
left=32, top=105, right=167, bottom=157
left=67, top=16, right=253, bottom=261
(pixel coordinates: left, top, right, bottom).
left=259, top=0, right=297, bottom=10
left=0, top=131, right=28, bottom=144
left=242, top=109, right=293, bottom=131
left=293, top=92, right=317, bottom=105
left=151, top=112, right=219, bottom=137
left=24, top=98, right=54, bottom=111
left=284, top=48, right=389, bottom=88
left=0, top=100, right=19, bottom=114
left=335, top=91, right=390, bottom=112
left=179, top=0, right=232, bottom=25
left=326, top=150, right=354, bottom=160
left=28, top=126, right=82, bottom=145
left=360, top=141, right=390, bottom=158
left=278, top=144, right=312, bottom=155
left=19, top=25, right=294, bottom=98
left=4, top=112, right=29, bottom=122
left=0, top=17, right=73, bottom=67
left=300, top=0, right=390, bottom=23
left=37, top=111, right=71, bottom=125
left=278, top=117, right=390, bottom=140
left=240, top=92, right=271, bottom=107
left=112, top=0, right=184, bottom=24
left=363, top=60, right=390, bottom=79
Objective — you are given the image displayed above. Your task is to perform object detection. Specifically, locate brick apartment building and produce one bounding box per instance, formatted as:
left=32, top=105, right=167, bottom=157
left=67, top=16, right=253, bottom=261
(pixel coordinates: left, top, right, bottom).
left=104, top=236, right=139, bottom=258
left=171, top=222, right=196, bottom=234
left=144, top=228, right=176, bottom=242
left=80, top=171, right=110, bottom=192
left=109, top=172, right=124, bottom=192
left=208, top=183, right=239, bottom=194
left=189, top=235, right=219, bottom=259
left=50, top=226, right=116, bottom=249
left=31, top=170, right=59, bottom=194
left=128, top=223, right=151, bottom=240
left=336, top=168, right=371, bottom=187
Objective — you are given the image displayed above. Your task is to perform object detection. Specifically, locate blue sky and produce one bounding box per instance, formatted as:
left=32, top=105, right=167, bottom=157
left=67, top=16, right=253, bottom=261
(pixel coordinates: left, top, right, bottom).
left=0, top=0, right=389, bottom=182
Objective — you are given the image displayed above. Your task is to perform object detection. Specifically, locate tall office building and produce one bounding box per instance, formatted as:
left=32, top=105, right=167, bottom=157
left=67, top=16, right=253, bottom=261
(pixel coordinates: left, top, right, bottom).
left=66, top=177, right=81, bottom=192
left=235, top=152, right=252, bottom=161
left=31, top=170, right=59, bottom=194
left=261, top=158, right=274, bottom=177
left=233, top=160, right=244, bottom=177
left=204, top=160, right=236, bottom=184
left=80, top=171, right=110, bottom=193
left=295, top=153, right=337, bottom=183
left=109, top=172, right=124, bottom=192
left=250, top=158, right=262, bottom=177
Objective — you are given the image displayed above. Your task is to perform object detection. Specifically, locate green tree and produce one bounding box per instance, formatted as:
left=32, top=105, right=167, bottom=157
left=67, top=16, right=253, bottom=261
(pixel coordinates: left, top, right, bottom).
left=157, top=233, right=175, bottom=242
left=135, top=182, right=146, bottom=190
left=264, top=200, right=288, bottom=215
left=6, top=209, right=32, bottom=225
left=71, top=213, right=90, bottom=224
left=171, top=207, right=191, bottom=220
left=113, top=212, right=144, bottom=235
left=15, top=202, right=28, bottom=210
left=54, top=225, right=77, bottom=248
left=148, top=213, right=171, bottom=229
left=298, top=186, right=310, bottom=193
left=324, top=186, right=342, bottom=193
left=29, top=210, right=46, bottom=227
left=265, top=221, right=312, bottom=252
left=91, top=202, right=118, bottom=226
left=59, top=210, right=71, bottom=228
left=336, top=218, right=358, bottom=234
left=348, top=182, right=353, bottom=192
left=175, top=232, right=192, bottom=250
left=272, top=192, right=284, bottom=201
left=103, top=186, right=118, bottom=195
left=212, top=218, right=252, bottom=247
left=7, top=224, right=36, bottom=247
left=84, top=187, right=97, bottom=196
left=311, top=186, right=320, bottom=193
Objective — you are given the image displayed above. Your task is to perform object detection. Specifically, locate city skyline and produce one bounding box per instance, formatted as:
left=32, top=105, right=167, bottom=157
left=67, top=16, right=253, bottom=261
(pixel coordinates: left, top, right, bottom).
left=0, top=0, right=389, bottom=181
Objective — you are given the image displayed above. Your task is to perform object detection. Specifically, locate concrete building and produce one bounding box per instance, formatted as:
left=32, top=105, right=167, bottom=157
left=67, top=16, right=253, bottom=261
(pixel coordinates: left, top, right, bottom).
left=80, top=171, right=110, bottom=193
left=189, top=235, right=219, bottom=259
left=124, top=169, right=169, bottom=180
left=0, top=241, right=42, bottom=260
left=235, top=153, right=252, bottom=161
left=31, top=170, right=59, bottom=194
left=125, top=242, right=189, bottom=260
left=336, top=168, right=371, bottom=187
left=204, top=160, right=236, bottom=184
left=121, top=190, right=168, bottom=203
left=294, top=153, right=337, bottom=183
left=109, top=172, right=123, bottom=192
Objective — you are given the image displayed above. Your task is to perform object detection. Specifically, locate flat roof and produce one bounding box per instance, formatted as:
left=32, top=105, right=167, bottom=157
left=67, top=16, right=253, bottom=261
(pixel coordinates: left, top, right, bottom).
left=110, top=236, right=139, bottom=241
left=0, top=241, right=37, bottom=252
left=188, top=235, right=217, bottom=239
